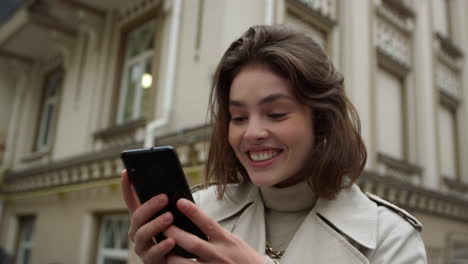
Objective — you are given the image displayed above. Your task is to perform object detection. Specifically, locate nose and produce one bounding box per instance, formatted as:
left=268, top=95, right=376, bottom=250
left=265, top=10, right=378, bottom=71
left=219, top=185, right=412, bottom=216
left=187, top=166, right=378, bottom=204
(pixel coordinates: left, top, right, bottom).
left=244, top=118, right=268, bottom=142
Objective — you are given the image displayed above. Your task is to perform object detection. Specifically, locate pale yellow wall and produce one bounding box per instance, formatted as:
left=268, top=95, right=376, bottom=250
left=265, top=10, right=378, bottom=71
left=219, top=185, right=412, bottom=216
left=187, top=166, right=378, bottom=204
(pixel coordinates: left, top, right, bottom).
left=0, top=69, right=16, bottom=134
left=170, top=0, right=218, bottom=131
left=53, top=32, right=103, bottom=160
left=0, top=184, right=127, bottom=264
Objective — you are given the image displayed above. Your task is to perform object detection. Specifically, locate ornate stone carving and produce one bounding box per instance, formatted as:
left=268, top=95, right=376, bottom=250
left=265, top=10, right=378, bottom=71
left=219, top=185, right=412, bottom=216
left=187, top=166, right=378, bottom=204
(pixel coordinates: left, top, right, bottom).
left=297, top=0, right=336, bottom=20
left=436, top=62, right=460, bottom=99
left=376, top=17, right=411, bottom=68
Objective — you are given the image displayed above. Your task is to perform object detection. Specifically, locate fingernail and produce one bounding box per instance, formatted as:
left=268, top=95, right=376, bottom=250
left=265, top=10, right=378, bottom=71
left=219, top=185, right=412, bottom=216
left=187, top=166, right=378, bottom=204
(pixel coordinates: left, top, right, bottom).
left=157, top=194, right=166, bottom=203
left=162, top=213, right=172, bottom=223
left=178, top=199, right=189, bottom=209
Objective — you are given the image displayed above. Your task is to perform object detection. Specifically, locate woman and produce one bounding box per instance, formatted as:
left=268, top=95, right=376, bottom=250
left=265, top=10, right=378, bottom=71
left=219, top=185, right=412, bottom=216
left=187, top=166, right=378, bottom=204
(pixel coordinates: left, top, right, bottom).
left=121, top=25, right=427, bottom=263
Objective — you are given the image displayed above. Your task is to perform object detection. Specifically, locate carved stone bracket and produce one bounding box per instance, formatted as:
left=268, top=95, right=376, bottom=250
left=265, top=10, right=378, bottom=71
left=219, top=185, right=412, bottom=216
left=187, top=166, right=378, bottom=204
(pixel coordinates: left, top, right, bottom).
left=76, top=10, right=104, bottom=51
left=375, top=17, right=412, bottom=69
left=436, top=62, right=460, bottom=99
left=295, top=0, right=336, bottom=20
left=50, top=30, right=76, bottom=69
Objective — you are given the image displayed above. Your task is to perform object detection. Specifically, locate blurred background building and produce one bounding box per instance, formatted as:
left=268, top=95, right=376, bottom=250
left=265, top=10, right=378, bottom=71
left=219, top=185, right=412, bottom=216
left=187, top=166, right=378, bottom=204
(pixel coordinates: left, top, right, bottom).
left=0, top=0, right=467, bottom=263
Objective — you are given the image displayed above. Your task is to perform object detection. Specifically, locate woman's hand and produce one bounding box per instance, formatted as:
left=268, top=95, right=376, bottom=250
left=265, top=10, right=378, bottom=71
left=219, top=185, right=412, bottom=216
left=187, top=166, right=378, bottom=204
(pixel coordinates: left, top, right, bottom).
left=121, top=170, right=176, bottom=264
left=164, top=198, right=266, bottom=264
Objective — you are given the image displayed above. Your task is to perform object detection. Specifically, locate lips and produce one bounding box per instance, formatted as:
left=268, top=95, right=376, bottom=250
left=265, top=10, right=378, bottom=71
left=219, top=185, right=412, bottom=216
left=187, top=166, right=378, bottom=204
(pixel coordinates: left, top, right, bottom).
left=247, top=149, right=282, bottom=162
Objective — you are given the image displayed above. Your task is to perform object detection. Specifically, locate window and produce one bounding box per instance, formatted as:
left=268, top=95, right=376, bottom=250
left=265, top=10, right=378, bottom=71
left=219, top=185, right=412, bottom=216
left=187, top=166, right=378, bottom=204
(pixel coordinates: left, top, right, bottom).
left=35, top=69, right=63, bottom=151
left=376, top=68, right=405, bottom=160
left=96, top=214, right=130, bottom=264
left=451, top=241, right=468, bottom=263
left=438, top=104, right=458, bottom=179
left=15, top=216, right=36, bottom=264
left=116, top=19, right=156, bottom=124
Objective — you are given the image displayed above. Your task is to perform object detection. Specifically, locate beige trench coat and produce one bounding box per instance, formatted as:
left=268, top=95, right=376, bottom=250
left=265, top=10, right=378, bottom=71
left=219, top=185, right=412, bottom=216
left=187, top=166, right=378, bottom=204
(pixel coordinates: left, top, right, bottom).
left=193, top=182, right=427, bottom=263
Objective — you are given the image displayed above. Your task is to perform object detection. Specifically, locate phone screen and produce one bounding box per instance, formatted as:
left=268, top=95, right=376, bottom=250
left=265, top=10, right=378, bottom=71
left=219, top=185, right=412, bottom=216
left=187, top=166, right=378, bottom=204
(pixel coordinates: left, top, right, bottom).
left=121, top=146, right=207, bottom=258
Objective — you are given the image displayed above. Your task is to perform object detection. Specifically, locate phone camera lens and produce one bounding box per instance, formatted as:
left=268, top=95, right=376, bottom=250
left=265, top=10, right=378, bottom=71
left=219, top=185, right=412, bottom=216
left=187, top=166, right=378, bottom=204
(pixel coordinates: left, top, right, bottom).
left=130, top=168, right=135, bottom=172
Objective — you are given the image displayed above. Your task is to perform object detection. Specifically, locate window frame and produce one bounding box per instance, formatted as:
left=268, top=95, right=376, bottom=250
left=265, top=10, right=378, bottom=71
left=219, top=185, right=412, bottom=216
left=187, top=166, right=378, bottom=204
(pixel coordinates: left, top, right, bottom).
left=95, top=213, right=130, bottom=264
left=33, top=67, right=64, bottom=153
left=113, top=13, right=160, bottom=126
left=375, top=66, right=408, bottom=160
left=14, top=215, right=36, bottom=264
left=438, top=90, right=460, bottom=180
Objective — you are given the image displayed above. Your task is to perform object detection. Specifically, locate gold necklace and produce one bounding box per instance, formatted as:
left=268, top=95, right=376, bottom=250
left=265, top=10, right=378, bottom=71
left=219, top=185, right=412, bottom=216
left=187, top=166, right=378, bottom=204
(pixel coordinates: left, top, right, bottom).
left=265, top=244, right=285, bottom=259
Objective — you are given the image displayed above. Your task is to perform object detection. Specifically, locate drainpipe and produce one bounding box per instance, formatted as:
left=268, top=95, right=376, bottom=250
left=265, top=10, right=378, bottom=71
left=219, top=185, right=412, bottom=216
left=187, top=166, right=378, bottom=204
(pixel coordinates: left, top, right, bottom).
left=144, top=0, right=182, bottom=148
left=265, top=0, right=276, bottom=25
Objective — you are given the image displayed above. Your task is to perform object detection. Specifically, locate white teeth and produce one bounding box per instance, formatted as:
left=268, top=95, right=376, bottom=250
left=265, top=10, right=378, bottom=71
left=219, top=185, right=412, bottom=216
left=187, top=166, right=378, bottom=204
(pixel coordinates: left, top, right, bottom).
left=249, top=150, right=279, bottom=161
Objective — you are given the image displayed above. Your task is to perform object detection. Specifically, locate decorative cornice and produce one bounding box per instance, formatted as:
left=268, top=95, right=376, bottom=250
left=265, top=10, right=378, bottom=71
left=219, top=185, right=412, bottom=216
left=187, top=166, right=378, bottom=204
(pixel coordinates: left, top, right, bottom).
left=378, top=153, right=423, bottom=175
left=442, top=177, right=468, bottom=193
left=1, top=143, right=142, bottom=193
left=50, top=0, right=106, bottom=17
left=439, top=89, right=460, bottom=109
left=3, top=124, right=468, bottom=223
left=286, top=0, right=337, bottom=32
left=375, top=16, right=412, bottom=71
left=117, top=0, right=162, bottom=26
left=359, top=171, right=468, bottom=222
left=380, top=0, right=415, bottom=19
left=435, top=32, right=463, bottom=59
left=376, top=48, right=411, bottom=77
left=94, top=118, right=147, bottom=139
left=0, top=48, right=34, bottom=64
left=376, top=3, right=413, bottom=34
left=93, top=118, right=147, bottom=151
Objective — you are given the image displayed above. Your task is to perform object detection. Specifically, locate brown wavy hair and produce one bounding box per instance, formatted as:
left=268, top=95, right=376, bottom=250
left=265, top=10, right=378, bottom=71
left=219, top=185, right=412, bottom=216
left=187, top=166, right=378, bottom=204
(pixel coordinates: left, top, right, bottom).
left=205, top=25, right=366, bottom=200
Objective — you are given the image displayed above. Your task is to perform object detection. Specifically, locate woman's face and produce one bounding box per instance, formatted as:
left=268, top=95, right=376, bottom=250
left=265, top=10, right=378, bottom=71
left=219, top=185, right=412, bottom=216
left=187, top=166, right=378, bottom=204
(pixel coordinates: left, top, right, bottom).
left=228, top=65, right=315, bottom=187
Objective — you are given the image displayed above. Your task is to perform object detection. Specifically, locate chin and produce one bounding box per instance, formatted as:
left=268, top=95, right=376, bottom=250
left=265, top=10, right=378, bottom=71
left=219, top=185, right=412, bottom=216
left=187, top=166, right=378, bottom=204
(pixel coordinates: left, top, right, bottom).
left=247, top=172, right=280, bottom=187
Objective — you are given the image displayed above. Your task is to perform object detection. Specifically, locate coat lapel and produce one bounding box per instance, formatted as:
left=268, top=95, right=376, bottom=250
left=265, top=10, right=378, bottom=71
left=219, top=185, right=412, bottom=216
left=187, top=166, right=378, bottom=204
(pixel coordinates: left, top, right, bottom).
left=314, top=184, right=378, bottom=249
left=196, top=182, right=377, bottom=263
left=281, top=184, right=377, bottom=264
left=280, top=207, right=369, bottom=264
left=231, top=194, right=266, bottom=254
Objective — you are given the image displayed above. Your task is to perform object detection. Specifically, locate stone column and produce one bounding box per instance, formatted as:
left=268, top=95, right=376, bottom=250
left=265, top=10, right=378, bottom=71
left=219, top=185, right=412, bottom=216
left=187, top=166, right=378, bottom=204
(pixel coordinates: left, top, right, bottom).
left=413, top=0, right=438, bottom=189
left=340, top=0, right=375, bottom=169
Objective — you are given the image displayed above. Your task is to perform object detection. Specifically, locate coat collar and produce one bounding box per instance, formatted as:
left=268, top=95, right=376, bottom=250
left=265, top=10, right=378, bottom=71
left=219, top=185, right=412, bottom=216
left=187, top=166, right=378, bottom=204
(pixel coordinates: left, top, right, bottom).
left=195, top=182, right=378, bottom=250
left=315, top=184, right=378, bottom=249
left=194, top=181, right=259, bottom=222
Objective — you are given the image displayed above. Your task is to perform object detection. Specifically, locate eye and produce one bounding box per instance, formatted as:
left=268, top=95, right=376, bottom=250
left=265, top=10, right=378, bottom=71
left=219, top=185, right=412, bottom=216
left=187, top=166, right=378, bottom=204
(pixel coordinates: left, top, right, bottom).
left=230, top=115, right=247, bottom=123
left=268, top=113, right=287, bottom=119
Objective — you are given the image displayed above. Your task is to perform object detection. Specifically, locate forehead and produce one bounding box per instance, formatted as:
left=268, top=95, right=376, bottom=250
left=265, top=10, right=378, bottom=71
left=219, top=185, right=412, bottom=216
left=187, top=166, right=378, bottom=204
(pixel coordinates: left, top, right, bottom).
left=229, top=65, right=294, bottom=101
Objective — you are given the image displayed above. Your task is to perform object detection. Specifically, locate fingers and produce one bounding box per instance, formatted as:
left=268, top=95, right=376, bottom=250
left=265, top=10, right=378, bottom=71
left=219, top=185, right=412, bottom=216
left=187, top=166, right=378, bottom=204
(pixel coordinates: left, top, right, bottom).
left=164, top=225, right=215, bottom=260
left=121, top=169, right=140, bottom=214
left=177, top=198, right=225, bottom=240
left=128, top=194, right=169, bottom=242
left=166, top=254, right=202, bottom=264
left=141, top=237, right=176, bottom=264
left=134, top=212, right=174, bottom=255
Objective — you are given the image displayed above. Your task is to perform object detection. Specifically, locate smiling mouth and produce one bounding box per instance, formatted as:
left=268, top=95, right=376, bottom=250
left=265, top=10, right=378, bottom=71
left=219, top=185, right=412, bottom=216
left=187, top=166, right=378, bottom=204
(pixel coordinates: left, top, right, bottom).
left=248, top=150, right=282, bottom=161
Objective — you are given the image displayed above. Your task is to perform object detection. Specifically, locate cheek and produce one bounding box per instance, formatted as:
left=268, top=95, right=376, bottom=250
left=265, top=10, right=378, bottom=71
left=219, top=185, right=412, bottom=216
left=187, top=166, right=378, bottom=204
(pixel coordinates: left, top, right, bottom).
left=228, top=125, right=239, bottom=150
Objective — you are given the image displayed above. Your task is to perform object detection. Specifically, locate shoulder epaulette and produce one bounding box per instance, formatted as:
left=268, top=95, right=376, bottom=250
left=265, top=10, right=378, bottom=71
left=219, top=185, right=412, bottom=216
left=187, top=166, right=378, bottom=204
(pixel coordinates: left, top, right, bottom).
left=191, top=184, right=203, bottom=193
left=366, top=192, right=423, bottom=232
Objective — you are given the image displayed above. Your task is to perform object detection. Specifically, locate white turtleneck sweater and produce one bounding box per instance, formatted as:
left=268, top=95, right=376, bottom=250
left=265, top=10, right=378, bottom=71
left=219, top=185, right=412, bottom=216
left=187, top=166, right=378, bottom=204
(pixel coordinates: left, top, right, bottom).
left=260, top=181, right=317, bottom=262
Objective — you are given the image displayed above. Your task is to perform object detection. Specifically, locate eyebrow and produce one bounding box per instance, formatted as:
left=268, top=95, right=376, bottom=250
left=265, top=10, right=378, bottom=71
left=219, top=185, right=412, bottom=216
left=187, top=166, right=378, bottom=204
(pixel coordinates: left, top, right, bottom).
left=229, top=93, right=294, bottom=107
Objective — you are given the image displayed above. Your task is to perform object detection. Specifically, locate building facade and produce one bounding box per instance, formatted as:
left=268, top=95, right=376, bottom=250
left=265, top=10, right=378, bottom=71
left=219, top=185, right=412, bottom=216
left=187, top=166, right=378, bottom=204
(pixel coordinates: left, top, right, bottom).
left=0, top=0, right=467, bottom=263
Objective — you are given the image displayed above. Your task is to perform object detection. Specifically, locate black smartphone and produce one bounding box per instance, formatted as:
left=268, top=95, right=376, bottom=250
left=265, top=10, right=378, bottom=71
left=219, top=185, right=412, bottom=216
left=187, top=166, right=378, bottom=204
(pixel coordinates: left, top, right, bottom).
left=121, top=146, right=207, bottom=258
